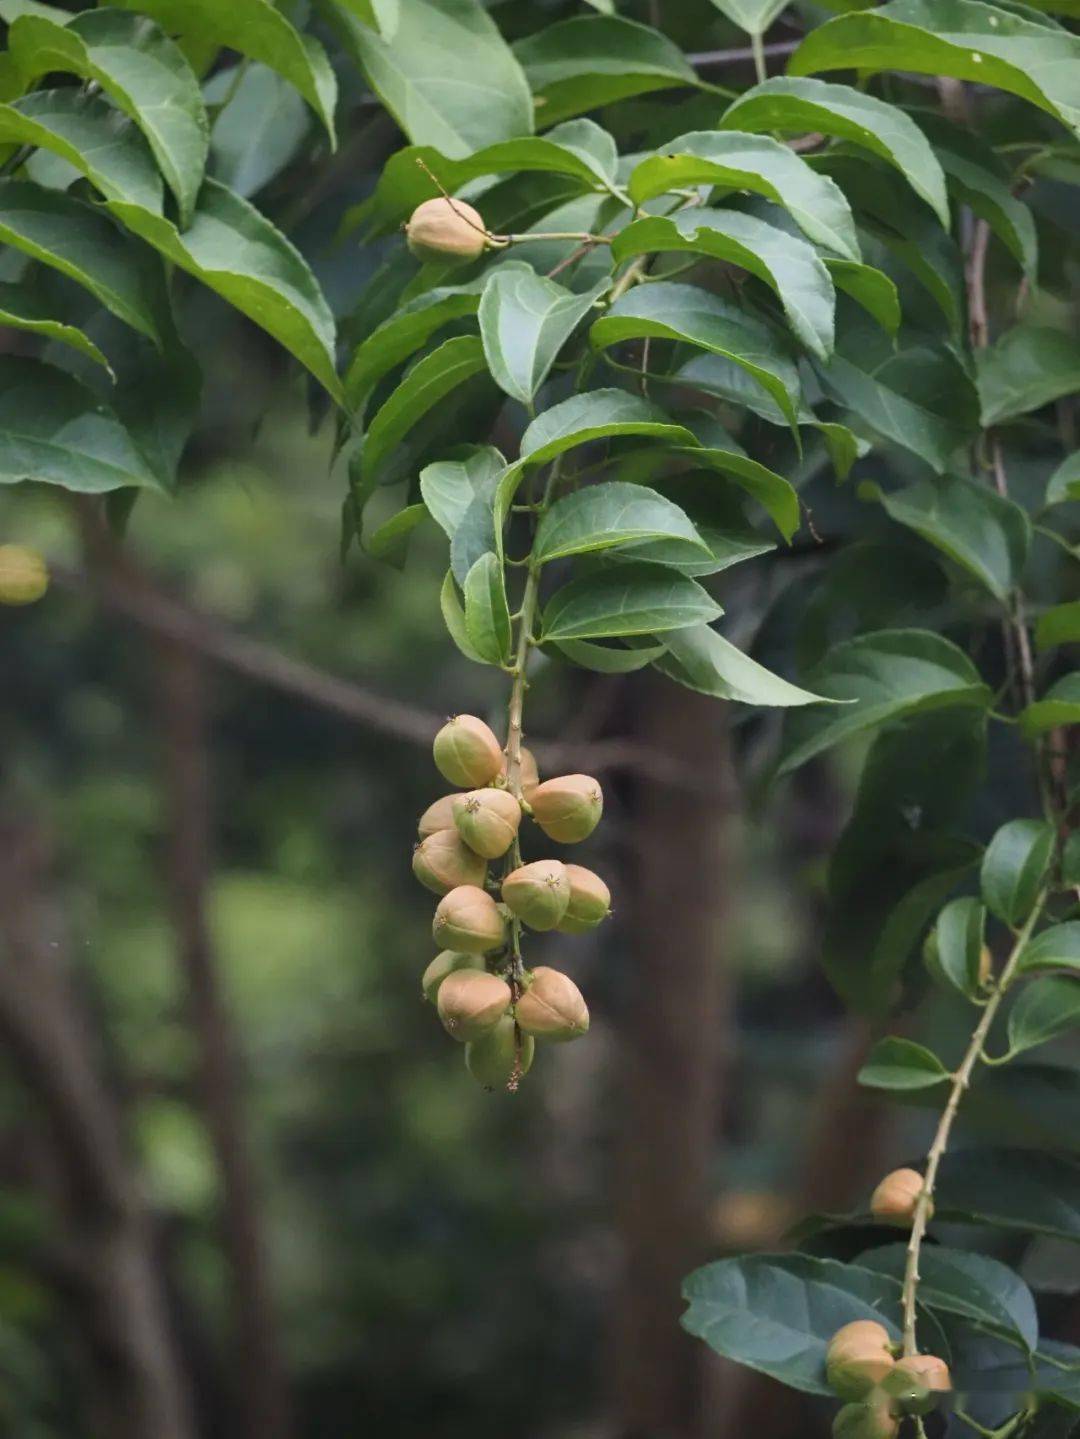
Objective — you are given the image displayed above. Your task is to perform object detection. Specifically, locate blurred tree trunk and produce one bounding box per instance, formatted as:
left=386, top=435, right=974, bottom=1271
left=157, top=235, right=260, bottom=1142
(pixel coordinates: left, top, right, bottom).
left=158, top=641, right=293, bottom=1439
left=0, top=815, right=196, bottom=1439
left=610, top=678, right=734, bottom=1439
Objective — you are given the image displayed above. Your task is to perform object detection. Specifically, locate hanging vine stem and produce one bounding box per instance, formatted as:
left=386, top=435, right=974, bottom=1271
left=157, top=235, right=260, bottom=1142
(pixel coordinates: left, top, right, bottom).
left=900, top=892, right=1048, bottom=1358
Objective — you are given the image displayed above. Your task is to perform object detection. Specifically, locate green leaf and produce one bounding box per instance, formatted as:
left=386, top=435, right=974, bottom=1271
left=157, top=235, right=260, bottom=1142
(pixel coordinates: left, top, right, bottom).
left=654, top=624, right=835, bottom=707
left=778, top=629, right=992, bottom=775
left=858, top=1036, right=949, bottom=1090
left=10, top=9, right=209, bottom=225
left=108, top=179, right=339, bottom=400
left=329, top=0, right=533, bottom=157
left=0, top=356, right=163, bottom=493
left=1047, top=452, right=1080, bottom=506
left=707, top=0, right=788, bottom=36
left=205, top=63, right=310, bottom=200
left=614, top=472, right=777, bottom=575
left=1008, top=976, right=1080, bottom=1057
left=628, top=131, right=860, bottom=261
left=858, top=1244, right=1038, bottom=1350
left=612, top=210, right=835, bottom=360
left=1019, top=673, right=1080, bottom=739
left=981, top=818, right=1055, bottom=925
left=463, top=551, right=512, bottom=665
left=789, top=0, right=1080, bottom=140
left=365, top=502, right=426, bottom=567
left=420, top=445, right=503, bottom=541
left=929, top=896, right=988, bottom=998
left=978, top=325, right=1080, bottom=426
left=439, top=569, right=486, bottom=664
left=513, top=15, right=699, bottom=129
left=550, top=637, right=664, bottom=673
left=1019, top=923, right=1080, bottom=976
left=478, top=268, right=608, bottom=407
left=682, top=1253, right=901, bottom=1395
left=0, top=88, right=163, bottom=210
left=0, top=179, right=168, bottom=347
left=1037, top=601, right=1080, bottom=651
left=591, top=282, right=801, bottom=431
left=362, top=335, right=487, bottom=482
left=0, top=276, right=111, bottom=373
left=864, top=472, right=1031, bottom=603
left=540, top=561, right=722, bottom=642
left=825, top=259, right=901, bottom=337
left=722, top=77, right=950, bottom=227
left=332, top=0, right=399, bottom=38
left=937, top=1148, right=1080, bottom=1244
left=534, top=481, right=709, bottom=565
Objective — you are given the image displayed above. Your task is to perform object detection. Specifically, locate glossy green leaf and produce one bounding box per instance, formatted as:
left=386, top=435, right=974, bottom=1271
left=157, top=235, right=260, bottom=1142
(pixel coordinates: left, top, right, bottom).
left=1037, top=601, right=1080, bottom=651
left=0, top=356, right=163, bottom=493
left=591, top=282, right=801, bottom=431
left=421, top=446, right=503, bottom=542
left=858, top=1036, right=949, bottom=1090
left=330, top=0, right=533, bottom=157
left=981, top=818, right=1055, bottom=925
left=1018, top=923, right=1080, bottom=977
left=865, top=472, right=1031, bottom=603
left=825, top=259, right=901, bottom=337
left=722, top=76, right=950, bottom=226
left=0, top=277, right=111, bottom=372
left=479, top=269, right=607, bottom=406
left=463, top=551, right=512, bottom=665
left=534, top=481, right=708, bottom=565
left=929, top=896, right=988, bottom=998
left=365, top=502, right=426, bottom=567
left=439, top=569, right=486, bottom=664
left=540, top=561, right=722, bottom=642
left=684, top=444, right=801, bottom=542
left=979, top=325, right=1080, bottom=426
left=655, top=624, right=834, bottom=707
left=550, top=637, right=664, bottom=673
left=778, top=629, right=992, bottom=775
left=937, top=1148, right=1080, bottom=1243
left=514, top=15, right=699, bottom=128
left=682, top=1254, right=902, bottom=1396
left=1047, top=452, right=1080, bottom=506
left=789, top=0, right=1080, bottom=139
left=612, top=210, right=835, bottom=360
left=858, top=1244, right=1038, bottom=1350
left=205, top=63, right=311, bottom=200
left=615, top=472, right=778, bottom=575
left=1020, top=674, right=1080, bottom=739
left=1008, top=976, right=1080, bottom=1057
left=10, top=9, right=209, bottom=224
left=362, top=335, right=487, bottom=482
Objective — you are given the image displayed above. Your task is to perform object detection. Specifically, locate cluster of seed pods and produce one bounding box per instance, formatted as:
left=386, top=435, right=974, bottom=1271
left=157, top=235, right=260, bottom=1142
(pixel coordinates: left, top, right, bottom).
left=413, top=714, right=610, bottom=1091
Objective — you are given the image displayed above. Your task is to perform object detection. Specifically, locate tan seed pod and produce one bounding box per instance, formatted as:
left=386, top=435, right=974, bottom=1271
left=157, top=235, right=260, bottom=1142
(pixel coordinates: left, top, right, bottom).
left=516, top=966, right=589, bottom=1042
left=499, top=745, right=540, bottom=801
left=870, top=1168, right=931, bottom=1227
left=406, top=196, right=489, bottom=265
left=421, top=950, right=483, bottom=1003
left=412, top=829, right=487, bottom=895
left=432, top=884, right=507, bottom=954
left=833, top=1401, right=899, bottom=1439
left=529, top=774, right=603, bottom=843
left=418, top=793, right=467, bottom=840
left=436, top=969, right=511, bottom=1042
left=433, top=714, right=503, bottom=788
left=826, top=1321, right=896, bottom=1401
left=978, top=944, right=994, bottom=987
left=454, top=788, right=521, bottom=859
left=884, top=1354, right=951, bottom=1416
left=557, top=864, right=611, bottom=933
left=502, top=860, right=569, bottom=931
left=0, top=545, right=48, bottom=605
left=465, top=1013, right=535, bottom=1090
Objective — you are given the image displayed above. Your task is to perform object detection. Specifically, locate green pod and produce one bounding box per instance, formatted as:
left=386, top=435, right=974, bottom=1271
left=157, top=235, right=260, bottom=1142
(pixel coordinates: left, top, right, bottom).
left=412, top=829, right=487, bottom=895
left=421, top=951, right=483, bottom=1003
left=436, top=969, right=511, bottom=1042
left=465, top=1014, right=535, bottom=1090
left=502, top=860, right=569, bottom=931
left=455, top=788, right=521, bottom=859
left=432, top=714, right=503, bottom=788
left=529, top=774, right=602, bottom=844
left=432, top=885, right=507, bottom=954
left=557, top=864, right=611, bottom=934
left=516, top=967, right=589, bottom=1042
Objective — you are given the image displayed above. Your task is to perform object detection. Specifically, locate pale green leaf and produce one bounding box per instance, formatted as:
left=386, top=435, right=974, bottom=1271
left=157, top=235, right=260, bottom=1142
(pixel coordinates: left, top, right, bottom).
left=439, top=569, right=486, bottom=665
left=463, top=551, right=512, bottom=665
left=205, top=63, right=310, bottom=200
left=707, top=0, right=788, bottom=36
left=420, top=445, right=504, bottom=541
left=541, top=561, right=721, bottom=641
left=478, top=268, right=608, bottom=406
left=655, top=624, right=836, bottom=707
left=978, top=325, right=1080, bottom=426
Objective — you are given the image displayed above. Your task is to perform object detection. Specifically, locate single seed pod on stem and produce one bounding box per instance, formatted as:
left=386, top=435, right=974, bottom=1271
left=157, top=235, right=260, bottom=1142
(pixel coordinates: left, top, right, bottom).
left=465, top=1013, right=534, bottom=1090
left=502, top=860, right=570, bottom=931
left=436, top=969, right=511, bottom=1041
left=832, top=1401, right=899, bottom=1439
left=529, top=774, right=603, bottom=843
left=883, top=1354, right=951, bottom=1416
left=405, top=196, right=489, bottom=265
left=870, top=1168, right=931, bottom=1227
left=412, top=829, right=487, bottom=895
left=499, top=745, right=540, bottom=801
left=433, top=714, right=503, bottom=788
left=455, top=788, right=521, bottom=859
left=418, top=793, right=467, bottom=840
left=0, top=544, right=48, bottom=605
left=516, top=966, right=589, bottom=1042
left=557, top=864, right=611, bottom=933
left=432, top=885, right=507, bottom=953
left=826, top=1321, right=896, bottom=1400
left=421, top=951, right=483, bottom=1003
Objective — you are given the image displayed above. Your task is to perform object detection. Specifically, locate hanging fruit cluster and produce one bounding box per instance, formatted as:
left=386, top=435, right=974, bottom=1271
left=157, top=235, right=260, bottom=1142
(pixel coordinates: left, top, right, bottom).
left=414, top=712, right=609, bottom=1091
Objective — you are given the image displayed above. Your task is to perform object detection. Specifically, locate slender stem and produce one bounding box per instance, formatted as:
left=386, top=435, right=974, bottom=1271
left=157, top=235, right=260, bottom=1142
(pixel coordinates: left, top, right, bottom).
left=900, top=894, right=1047, bottom=1355
left=501, top=230, right=612, bottom=245
left=751, top=29, right=768, bottom=85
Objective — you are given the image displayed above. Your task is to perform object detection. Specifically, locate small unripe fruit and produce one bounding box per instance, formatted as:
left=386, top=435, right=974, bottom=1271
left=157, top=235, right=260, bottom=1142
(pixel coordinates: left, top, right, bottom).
left=412, top=829, right=487, bottom=895
left=455, top=788, right=521, bottom=859
left=557, top=865, right=611, bottom=933
left=978, top=943, right=994, bottom=987
left=433, top=885, right=507, bottom=953
left=870, top=1168, right=930, bottom=1227
left=516, top=966, right=589, bottom=1042
left=465, top=1013, right=535, bottom=1090
left=437, top=969, right=511, bottom=1041
left=529, top=774, right=603, bottom=844
left=499, top=745, right=540, bottom=801
left=433, top=714, right=503, bottom=788
left=421, top=950, right=483, bottom=1003
left=883, top=1354, right=951, bottom=1415
left=0, top=545, right=48, bottom=605
left=502, top=860, right=569, bottom=931
left=833, top=1402, right=899, bottom=1439
left=406, top=196, right=488, bottom=265
left=418, top=793, right=467, bottom=840
left=826, top=1322, right=896, bottom=1400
